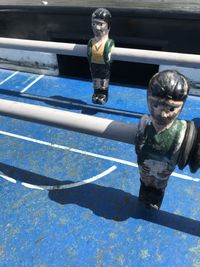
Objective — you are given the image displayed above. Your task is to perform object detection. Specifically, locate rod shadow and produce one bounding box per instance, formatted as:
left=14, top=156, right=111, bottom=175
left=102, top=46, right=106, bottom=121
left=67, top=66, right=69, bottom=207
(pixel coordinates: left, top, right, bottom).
left=0, top=161, right=199, bottom=237
left=0, top=88, right=143, bottom=118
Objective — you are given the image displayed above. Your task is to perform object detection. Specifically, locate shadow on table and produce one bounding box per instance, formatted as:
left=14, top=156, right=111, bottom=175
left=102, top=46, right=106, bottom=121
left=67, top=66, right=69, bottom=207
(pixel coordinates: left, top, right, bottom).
left=0, top=88, right=143, bottom=118
left=0, top=161, right=199, bottom=237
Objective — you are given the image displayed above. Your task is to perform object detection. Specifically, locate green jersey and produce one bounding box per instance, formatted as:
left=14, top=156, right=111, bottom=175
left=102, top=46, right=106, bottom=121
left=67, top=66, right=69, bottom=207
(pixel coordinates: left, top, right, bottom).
left=135, top=115, right=187, bottom=189
left=87, top=38, right=114, bottom=64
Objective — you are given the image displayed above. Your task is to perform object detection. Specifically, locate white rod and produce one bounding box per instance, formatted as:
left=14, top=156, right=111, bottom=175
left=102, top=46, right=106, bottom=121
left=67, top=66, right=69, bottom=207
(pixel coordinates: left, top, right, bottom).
left=0, top=99, right=138, bottom=144
left=0, top=37, right=87, bottom=56
left=0, top=37, right=199, bottom=68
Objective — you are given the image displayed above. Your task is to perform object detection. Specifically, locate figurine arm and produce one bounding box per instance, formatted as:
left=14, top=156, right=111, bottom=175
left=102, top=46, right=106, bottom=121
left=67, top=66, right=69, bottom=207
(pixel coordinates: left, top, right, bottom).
left=135, top=115, right=150, bottom=155
left=104, top=39, right=115, bottom=64
left=87, top=39, right=93, bottom=63
left=175, top=120, right=200, bottom=173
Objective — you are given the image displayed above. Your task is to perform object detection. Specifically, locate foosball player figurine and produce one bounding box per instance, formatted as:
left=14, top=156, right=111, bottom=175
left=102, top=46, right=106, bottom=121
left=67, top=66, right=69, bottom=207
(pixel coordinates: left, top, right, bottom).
left=87, top=8, right=115, bottom=105
left=135, top=70, right=190, bottom=210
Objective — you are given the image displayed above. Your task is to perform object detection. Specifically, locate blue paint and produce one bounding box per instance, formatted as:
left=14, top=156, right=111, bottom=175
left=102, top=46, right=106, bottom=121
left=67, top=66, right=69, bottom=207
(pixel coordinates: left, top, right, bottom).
left=0, top=69, right=199, bottom=267
left=0, top=71, right=40, bottom=92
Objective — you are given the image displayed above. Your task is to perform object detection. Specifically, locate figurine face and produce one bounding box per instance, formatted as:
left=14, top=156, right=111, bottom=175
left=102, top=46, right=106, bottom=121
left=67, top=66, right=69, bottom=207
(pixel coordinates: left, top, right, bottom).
left=92, top=19, right=109, bottom=38
left=148, top=95, right=184, bottom=127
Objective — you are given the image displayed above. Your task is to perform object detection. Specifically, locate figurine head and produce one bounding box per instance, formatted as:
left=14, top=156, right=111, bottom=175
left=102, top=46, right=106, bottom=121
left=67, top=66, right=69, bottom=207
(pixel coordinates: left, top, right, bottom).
left=148, top=70, right=189, bottom=129
left=91, top=8, right=112, bottom=38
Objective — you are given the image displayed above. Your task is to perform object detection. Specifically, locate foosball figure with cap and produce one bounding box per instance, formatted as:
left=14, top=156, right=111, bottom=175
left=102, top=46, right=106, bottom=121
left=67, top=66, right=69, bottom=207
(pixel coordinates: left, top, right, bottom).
left=87, top=8, right=115, bottom=105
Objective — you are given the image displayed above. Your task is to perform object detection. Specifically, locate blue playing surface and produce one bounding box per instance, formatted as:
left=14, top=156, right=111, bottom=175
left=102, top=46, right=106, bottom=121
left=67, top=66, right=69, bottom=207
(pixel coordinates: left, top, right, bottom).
left=0, top=69, right=200, bottom=267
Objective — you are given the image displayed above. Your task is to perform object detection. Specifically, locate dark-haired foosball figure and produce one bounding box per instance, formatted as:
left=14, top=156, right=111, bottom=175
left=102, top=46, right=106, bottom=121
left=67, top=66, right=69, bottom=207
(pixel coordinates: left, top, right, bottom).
left=87, top=8, right=115, bottom=105
left=135, top=70, right=190, bottom=209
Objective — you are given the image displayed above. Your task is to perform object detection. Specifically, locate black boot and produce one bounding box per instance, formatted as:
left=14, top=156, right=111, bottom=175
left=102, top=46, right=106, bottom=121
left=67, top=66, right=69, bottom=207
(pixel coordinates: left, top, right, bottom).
left=92, top=89, right=108, bottom=105
left=139, top=181, right=165, bottom=210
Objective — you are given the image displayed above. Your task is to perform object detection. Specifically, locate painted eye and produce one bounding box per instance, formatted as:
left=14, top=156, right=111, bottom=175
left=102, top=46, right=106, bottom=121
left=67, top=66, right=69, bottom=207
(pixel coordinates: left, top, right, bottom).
left=169, top=107, right=174, bottom=111
left=153, top=103, right=158, bottom=108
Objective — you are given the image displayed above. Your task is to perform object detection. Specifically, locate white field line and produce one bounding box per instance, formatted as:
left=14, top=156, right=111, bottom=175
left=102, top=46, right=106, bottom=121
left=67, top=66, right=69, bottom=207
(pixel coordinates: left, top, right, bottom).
left=0, top=130, right=137, bottom=167
left=0, top=174, right=16, bottom=183
left=0, top=71, right=19, bottom=85
left=20, top=165, right=117, bottom=190
left=21, top=183, right=44, bottom=190
left=20, top=74, right=44, bottom=93
left=171, top=172, right=200, bottom=182
left=0, top=130, right=199, bottom=183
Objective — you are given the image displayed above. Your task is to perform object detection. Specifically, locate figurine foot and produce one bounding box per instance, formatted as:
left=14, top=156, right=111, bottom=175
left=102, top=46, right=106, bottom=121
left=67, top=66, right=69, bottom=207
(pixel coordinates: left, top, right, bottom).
left=139, top=182, right=164, bottom=210
left=149, top=204, right=159, bottom=210
left=92, top=93, right=108, bottom=105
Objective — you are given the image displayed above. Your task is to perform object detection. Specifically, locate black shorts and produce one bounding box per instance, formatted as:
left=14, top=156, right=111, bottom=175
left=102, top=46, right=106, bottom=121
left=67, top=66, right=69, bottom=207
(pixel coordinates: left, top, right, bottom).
left=90, top=63, right=111, bottom=79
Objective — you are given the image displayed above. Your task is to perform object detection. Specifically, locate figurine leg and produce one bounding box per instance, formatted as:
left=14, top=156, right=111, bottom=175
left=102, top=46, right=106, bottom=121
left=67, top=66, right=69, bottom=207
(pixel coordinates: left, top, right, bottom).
left=92, top=88, right=108, bottom=104
left=138, top=181, right=165, bottom=210
left=92, top=78, right=109, bottom=105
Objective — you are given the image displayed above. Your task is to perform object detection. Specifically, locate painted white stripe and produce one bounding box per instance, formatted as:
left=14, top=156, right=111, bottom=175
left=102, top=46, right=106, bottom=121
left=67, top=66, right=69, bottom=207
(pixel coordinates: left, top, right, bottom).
left=21, top=165, right=117, bottom=190
left=0, top=130, right=138, bottom=167
left=171, top=172, right=200, bottom=182
left=20, top=74, right=44, bottom=93
left=21, top=183, right=44, bottom=190
left=0, top=175, right=16, bottom=183
left=0, top=71, right=19, bottom=85
left=0, top=130, right=199, bottom=183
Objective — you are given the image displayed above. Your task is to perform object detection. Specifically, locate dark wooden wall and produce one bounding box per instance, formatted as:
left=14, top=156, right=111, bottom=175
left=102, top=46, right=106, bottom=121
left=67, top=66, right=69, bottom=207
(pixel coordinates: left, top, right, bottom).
left=0, top=5, right=199, bottom=86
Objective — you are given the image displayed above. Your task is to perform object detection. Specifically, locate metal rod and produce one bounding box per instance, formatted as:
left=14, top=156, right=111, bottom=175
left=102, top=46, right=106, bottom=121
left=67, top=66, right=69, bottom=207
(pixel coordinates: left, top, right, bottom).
left=0, top=37, right=200, bottom=68
left=0, top=99, right=138, bottom=144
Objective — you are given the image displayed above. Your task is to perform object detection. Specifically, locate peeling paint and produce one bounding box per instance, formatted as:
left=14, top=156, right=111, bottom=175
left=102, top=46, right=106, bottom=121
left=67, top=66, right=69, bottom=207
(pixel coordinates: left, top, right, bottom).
left=190, top=246, right=200, bottom=256
left=66, top=247, right=77, bottom=257
left=35, top=236, right=46, bottom=245
left=116, top=254, right=126, bottom=265
left=135, top=225, right=143, bottom=233
left=0, top=246, right=5, bottom=258
left=140, top=249, right=150, bottom=259
left=96, top=249, right=104, bottom=267
left=174, top=209, right=182, bottom=216
left=155, top=253, right=163, bottom=262
left=192, top=259, right=200, bottom=267
left=109, top=233, right=118, bottom=239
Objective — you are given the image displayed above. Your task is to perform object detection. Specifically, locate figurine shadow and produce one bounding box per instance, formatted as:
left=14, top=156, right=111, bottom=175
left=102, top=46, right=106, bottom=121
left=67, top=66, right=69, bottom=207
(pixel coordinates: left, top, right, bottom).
left=0, top=161, right=200, bottom=237
left=192, top=118, right=200, bottom=127
left=0, top=88, right=143, bottom=118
